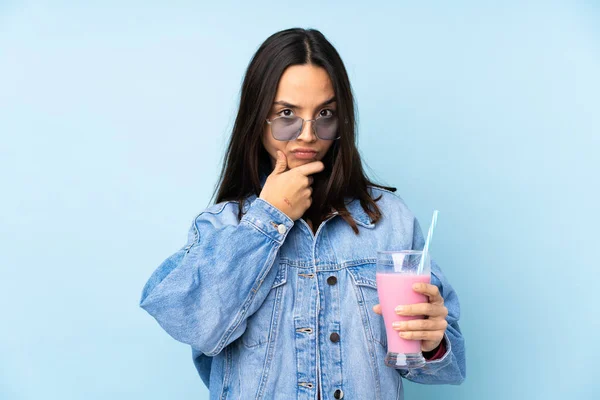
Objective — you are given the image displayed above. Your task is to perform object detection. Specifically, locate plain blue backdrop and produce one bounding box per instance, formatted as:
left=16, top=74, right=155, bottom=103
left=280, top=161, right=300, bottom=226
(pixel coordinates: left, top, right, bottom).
left=1, top=1, right=598, bottom=399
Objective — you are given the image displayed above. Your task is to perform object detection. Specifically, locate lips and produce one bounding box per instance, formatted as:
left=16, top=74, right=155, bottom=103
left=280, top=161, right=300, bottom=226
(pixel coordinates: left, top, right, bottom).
left=291, top=149, right=318, bottom=159
left=291, top=148, right=318, bottom=154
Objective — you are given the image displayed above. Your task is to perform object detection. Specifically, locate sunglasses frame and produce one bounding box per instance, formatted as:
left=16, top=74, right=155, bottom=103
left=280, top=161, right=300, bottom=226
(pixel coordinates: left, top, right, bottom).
left=265, top=114, right=341, bottom=141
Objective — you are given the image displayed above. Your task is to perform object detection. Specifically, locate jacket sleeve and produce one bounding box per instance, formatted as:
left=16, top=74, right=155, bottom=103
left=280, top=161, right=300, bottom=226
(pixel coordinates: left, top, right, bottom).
left=139, top=197, right=294, bottom=357
left=398, top=216, right=467, bottom=385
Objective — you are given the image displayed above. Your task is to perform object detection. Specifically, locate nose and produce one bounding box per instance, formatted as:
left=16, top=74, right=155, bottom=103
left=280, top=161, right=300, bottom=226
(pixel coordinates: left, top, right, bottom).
left=297, top=119, right=318, bottom=142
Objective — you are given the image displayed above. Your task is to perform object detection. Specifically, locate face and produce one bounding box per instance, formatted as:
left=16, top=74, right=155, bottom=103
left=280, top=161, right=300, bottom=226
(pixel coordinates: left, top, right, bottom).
left=262, top=64, right=337, bottom=170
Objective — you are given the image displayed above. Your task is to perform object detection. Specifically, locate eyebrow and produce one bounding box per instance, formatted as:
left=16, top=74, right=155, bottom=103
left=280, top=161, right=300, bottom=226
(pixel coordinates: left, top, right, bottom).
left=272, top=96, right=337, bottom=109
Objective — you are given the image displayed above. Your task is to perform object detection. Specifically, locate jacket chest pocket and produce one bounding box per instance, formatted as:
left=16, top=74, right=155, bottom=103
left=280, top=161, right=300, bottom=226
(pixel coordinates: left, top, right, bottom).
left=241, top=263, right=288, bottom=349
left=347, top=263, right=387, bottom=348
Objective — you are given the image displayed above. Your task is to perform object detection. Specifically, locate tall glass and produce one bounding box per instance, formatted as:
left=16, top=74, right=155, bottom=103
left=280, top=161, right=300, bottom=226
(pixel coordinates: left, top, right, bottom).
left=376, top=250, right=431, bottom=369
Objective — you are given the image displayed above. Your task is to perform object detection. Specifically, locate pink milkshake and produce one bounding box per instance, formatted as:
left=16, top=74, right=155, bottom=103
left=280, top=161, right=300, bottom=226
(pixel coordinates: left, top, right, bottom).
left=376, top=249, right=432, bottom=368
left=376, top=273, right=431, bottom=354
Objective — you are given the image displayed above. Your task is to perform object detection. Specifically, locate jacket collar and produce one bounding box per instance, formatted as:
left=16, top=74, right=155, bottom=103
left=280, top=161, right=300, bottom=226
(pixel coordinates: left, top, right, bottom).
left=255, top=171, right=374, bottom=228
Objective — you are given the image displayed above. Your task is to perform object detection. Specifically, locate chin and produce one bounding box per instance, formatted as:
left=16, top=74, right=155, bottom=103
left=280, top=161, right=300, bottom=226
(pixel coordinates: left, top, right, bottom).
left=292, top=158, right=316, bottom=166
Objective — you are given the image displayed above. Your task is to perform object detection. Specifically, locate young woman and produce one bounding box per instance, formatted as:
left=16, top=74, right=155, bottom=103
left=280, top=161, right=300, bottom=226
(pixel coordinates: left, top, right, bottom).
left=140, top=27, right=466, bottom=399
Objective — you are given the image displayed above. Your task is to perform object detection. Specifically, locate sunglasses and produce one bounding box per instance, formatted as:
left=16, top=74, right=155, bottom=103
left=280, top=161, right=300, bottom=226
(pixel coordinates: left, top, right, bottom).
left=266, top=114, right=340, bottom=141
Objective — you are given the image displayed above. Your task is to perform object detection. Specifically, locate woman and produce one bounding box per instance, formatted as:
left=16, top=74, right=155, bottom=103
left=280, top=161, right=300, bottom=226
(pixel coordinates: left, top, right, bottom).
left=140, top=27, right=466, bottom=399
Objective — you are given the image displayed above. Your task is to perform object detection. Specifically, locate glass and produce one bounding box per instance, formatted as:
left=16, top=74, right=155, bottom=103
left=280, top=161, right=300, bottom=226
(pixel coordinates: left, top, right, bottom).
left=265, top=113, right=340, bottom=141
left=375, top=250, right=431, bottom=369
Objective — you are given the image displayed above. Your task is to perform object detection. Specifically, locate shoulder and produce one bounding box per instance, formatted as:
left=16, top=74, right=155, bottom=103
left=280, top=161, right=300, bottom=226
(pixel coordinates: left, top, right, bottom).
left=201, top=200, right=240, bottom=216
left=367, top=185, right=416, bottom=234
left=191, top=200, right=244, bottom=229
left=192, top=194, right=259, bottom=226
left=367, top=185, right=413, bottom=212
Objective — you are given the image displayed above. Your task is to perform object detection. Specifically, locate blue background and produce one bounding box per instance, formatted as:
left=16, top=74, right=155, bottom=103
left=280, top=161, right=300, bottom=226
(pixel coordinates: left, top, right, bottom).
left=1, top=1, right=598, bottom=399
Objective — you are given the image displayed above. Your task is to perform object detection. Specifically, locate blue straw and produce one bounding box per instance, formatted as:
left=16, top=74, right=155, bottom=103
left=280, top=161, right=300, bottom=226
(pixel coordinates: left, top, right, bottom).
left=417, top=210, right=439, bottom=275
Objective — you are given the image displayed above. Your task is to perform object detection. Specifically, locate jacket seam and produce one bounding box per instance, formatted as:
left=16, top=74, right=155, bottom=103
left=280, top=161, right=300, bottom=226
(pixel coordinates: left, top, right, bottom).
left=255, top=282, right=285, bottom=398
left=349, top=270, right=382, bottom=398
left=218, top=345, right=233, bottom=400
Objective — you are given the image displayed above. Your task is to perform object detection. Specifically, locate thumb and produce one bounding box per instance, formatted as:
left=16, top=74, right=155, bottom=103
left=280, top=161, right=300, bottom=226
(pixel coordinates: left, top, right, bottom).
left=272, top=150, right=288, bottom=174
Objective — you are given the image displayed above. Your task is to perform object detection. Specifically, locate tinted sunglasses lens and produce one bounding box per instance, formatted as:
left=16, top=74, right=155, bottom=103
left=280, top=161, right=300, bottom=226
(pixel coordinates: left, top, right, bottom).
left=315, top=116, right=339, bottom=140
left=271, top=117, right=302, bottom=141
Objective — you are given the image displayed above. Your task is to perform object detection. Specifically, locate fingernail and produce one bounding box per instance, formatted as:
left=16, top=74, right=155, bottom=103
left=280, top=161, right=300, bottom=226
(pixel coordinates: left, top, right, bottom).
left=395, top=306, right=405, bottom=313
left=392, top=321, right=403, bottom=329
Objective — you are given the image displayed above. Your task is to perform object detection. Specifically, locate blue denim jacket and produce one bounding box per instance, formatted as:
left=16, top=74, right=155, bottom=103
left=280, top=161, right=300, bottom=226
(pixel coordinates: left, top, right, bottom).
left=140, top=174, right=466, bottom=399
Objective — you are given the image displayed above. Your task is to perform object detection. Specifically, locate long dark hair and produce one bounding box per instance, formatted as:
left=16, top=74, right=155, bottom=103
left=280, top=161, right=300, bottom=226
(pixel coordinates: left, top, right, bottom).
left=212, top=27, right=396, bottom=234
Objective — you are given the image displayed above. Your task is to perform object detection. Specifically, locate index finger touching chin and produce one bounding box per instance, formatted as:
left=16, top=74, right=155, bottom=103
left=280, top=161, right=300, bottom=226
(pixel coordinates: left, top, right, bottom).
left=294, top=160, right=324, bottom=176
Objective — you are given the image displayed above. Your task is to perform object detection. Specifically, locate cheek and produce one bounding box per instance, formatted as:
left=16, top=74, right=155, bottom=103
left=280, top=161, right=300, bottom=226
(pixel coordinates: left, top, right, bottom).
left=262, top=130, right=287, bottom=158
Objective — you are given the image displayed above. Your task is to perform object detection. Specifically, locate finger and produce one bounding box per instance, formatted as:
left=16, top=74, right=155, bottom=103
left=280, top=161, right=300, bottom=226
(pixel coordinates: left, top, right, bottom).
left=399, top=330, right=445, bottom=342
left=301, top=176, right=313, bottom=188
left=372, top=304, right=382, bottom=315
left=272, top=150, right=289, bottom=174
left=395, top=303, right=448, bottom=318
left=392, top=318, right=448, bottom=332
left=412, top=283, right=444, bottom=304
left=293, top=160, right=325, bottom=176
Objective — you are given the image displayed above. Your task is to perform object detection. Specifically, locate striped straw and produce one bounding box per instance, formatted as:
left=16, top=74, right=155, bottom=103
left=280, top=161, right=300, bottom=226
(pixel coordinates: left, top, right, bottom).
left=417, top=210, right=439, bottom=275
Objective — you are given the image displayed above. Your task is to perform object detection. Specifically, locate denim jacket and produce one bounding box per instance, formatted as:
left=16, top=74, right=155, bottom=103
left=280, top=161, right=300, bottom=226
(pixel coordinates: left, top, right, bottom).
left=139, top=174, right=466, bottom=399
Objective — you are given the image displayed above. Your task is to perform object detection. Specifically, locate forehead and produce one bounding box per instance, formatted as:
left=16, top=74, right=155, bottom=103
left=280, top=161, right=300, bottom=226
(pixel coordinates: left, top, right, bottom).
left=274, top=64, right=334, bottom=102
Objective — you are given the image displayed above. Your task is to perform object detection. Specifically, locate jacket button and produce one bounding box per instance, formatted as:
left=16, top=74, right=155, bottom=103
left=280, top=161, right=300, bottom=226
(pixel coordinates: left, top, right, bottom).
left=334, top=389, right=344, bottom=399
left=327, top=276, right=337, bottom=285
left=330, top=332, right=340, bottom=343
left=277, top=224, right=286, bottom=234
